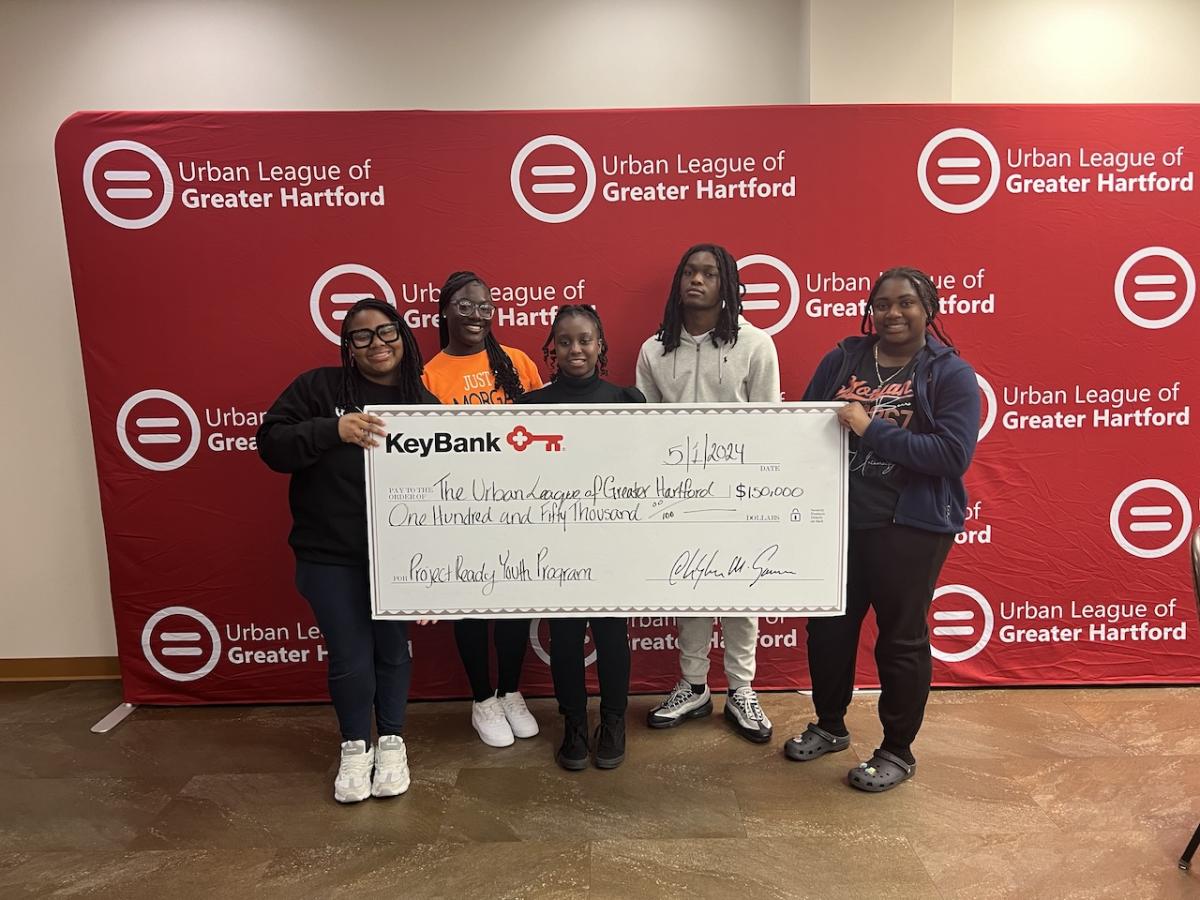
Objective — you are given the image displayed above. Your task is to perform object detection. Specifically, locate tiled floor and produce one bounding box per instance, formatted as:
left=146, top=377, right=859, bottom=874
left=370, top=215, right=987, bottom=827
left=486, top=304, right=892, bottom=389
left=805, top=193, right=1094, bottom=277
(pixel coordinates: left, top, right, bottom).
left=0, top=681, right=1197, bottom=898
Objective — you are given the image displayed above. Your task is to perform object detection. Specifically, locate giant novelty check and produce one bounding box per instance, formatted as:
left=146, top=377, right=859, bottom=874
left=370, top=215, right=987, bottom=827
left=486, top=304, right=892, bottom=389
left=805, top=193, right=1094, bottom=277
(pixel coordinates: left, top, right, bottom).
left=365, top=404, right=847, bottom=619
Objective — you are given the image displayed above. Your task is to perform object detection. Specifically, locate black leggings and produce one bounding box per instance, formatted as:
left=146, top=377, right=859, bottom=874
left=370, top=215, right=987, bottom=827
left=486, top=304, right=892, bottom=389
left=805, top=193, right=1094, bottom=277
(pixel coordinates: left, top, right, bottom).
left=806, top=525, right=953, bottom=761
left=295, top=560, right=411, bottom=743
left=549, top=618, right=630, bottom=720
left=454, top=618, right=530, bottom=702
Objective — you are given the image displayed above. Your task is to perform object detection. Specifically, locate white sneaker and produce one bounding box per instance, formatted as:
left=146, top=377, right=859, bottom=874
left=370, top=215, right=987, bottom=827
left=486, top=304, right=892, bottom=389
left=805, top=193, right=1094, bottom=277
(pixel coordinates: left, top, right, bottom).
left=471, top=696, right=515, bottom=747
left=334, top=739, right=374, bottom=803
left=371, top=735, right=410, bottom=798
left=497, top=691, right=540, bottom=739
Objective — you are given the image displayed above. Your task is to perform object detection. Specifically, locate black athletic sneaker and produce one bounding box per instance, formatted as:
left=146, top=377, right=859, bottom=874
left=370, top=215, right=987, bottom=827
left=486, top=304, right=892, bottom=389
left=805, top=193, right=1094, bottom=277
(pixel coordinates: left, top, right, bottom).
left=555, top=716, right=589, bottom=771
left=724, top=686, right=773, bottom=743
left=646, top=680, right=714, bottom=728
left=594, top=712, right=626, bottom=769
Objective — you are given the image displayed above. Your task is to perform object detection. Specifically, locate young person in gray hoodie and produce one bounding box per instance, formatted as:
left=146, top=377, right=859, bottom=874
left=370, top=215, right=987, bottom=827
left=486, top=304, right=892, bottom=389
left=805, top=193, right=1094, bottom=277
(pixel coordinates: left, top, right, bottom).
left=635, top=243, right=782, bottom=742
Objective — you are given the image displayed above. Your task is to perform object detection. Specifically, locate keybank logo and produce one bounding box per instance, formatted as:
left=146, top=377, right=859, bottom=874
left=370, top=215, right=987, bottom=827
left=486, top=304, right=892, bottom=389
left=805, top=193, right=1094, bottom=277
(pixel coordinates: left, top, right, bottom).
left=116, top=389, right=201, bottom=471
left=83, top=140, right=174, bottom=229
left=386, top=432, right=503, bottom=456
left=142, top=605, right=222, bottom=682
left=917, top=128, right=1000, bottom=214
left=510, top=135, right=597, bottom=223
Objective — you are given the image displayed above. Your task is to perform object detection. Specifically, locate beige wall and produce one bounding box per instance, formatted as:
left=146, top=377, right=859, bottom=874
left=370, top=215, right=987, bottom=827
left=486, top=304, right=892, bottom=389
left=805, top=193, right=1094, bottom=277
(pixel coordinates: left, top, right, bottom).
left=5, top=0, right=1200, bottom=661
left=953, top=0, right=1200, bottom=101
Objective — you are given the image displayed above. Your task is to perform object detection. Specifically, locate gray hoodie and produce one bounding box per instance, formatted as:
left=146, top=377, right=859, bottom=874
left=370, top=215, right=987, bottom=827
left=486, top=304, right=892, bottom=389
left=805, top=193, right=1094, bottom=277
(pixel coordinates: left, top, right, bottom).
left=635, top=316, right=781, bottom=403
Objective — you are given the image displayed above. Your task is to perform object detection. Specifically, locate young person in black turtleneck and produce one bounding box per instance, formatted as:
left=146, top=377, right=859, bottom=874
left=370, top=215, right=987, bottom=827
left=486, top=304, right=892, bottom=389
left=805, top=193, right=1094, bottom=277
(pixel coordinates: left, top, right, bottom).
left=520, top=304, right=645, bottom=770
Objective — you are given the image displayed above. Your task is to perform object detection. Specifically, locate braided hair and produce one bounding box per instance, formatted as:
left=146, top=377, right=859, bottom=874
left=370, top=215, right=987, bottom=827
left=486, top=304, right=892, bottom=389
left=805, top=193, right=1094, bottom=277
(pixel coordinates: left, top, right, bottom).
left=654, top=243, right=743, bottom=354
left=438, top=270, right=526, bottom=402
left=861, top=266, right=955, bottom=347
left=337, top=298, right=426, bottom=412
left=540, top=304, right=609, bottom=381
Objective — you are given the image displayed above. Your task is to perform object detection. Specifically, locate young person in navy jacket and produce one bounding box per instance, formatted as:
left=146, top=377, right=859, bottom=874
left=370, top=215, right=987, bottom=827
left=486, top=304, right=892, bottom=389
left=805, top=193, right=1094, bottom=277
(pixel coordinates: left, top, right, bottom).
left=786, top=267, right=980, bottom=792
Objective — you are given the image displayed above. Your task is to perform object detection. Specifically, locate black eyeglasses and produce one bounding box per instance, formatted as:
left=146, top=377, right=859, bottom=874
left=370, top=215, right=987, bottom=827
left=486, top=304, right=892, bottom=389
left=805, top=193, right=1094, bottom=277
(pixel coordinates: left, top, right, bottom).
left=450, top=298, right=496, bottom=319
left=346, top=322, right=402, bottom=348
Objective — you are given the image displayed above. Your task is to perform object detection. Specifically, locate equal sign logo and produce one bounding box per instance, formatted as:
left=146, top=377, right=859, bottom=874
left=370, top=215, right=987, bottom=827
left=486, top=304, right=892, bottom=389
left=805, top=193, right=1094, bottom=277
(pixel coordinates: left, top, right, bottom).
left=976, top=373, right=997, bottom=442
left=529, top=618, right=596, bottom=668
left=510, top=135, right=597, bottom=224
left=309, top=263, right=397, bottom=345
left=116, top=389, right=201, bottom=472
left=1113, top=246, right=1196, bottom=330
left=141, top=606, right=222, bottom=683
left=1109, top=478, right=1193, bottom=559
left=82, top=140, right=174, bottom=229
left=928, top=584, right=995, bottom=663
left=735, top=253, right=800, bottom=336
left=916, top=128, right=1000, bottom=215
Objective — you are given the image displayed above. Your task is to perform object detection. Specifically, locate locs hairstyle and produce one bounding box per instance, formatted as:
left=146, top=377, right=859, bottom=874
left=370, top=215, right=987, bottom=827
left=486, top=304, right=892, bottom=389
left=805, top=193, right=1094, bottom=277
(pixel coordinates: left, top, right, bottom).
left=654, top=242, right=743, bottom=354
left=337, top=298, right=426, bottom=411
left=437, top=270, right=526, bottom=402
left=540, top=304, right=609, bottom=381
left=861, top=266, right=955, bottom=347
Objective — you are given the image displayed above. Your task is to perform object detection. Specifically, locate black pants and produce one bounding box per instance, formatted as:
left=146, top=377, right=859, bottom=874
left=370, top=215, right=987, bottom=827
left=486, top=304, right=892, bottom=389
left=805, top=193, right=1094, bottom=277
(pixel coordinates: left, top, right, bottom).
left=806, top=525, right=953, bottom=760
left=454, top=618, right=530, bottom=702
left=295, top=560, right=411, bottom=743
left=549, top=618, right=630, bottom=720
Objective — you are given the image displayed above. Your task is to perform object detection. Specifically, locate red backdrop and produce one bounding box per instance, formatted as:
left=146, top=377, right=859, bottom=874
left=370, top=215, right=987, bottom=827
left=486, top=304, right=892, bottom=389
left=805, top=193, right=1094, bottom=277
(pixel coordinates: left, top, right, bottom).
left=55, top=106, right=1200, bottom=704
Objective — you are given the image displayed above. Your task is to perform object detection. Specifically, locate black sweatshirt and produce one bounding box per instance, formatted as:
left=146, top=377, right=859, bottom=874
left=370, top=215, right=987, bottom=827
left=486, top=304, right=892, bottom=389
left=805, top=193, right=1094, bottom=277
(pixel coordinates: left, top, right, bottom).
left=257, top=367, right=439, bottom=566
left=520, top=371, right=646, bottom=405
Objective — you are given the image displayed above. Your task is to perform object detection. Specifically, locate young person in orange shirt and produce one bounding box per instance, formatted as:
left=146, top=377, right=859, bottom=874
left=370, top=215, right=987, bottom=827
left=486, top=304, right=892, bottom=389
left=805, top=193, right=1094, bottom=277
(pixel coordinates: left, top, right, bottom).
left=422, top=271, right=543, bottom=748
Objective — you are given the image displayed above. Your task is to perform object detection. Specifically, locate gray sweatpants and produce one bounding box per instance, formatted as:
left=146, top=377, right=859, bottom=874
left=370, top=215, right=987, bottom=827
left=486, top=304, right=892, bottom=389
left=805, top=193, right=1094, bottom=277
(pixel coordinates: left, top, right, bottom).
left=676, top=616, right=759, bottom=690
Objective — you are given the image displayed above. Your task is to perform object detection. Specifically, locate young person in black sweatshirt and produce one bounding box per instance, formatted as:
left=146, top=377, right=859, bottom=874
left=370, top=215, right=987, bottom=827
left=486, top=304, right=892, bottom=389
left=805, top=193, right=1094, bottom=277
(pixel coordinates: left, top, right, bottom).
left=257, top=299, right=438, bottom=804
left=521, top=305, right=645, bottom=770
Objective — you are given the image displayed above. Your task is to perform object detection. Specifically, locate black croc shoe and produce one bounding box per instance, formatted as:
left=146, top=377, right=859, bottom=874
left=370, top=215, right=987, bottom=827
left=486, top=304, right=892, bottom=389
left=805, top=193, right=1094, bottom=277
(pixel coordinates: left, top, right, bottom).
left=784, top=723, right=851, bottom=761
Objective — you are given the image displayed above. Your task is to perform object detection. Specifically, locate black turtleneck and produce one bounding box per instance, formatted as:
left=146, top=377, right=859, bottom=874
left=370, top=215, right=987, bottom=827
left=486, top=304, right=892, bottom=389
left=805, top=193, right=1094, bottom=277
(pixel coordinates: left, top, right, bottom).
left=519, top=370, right=646, bottom=405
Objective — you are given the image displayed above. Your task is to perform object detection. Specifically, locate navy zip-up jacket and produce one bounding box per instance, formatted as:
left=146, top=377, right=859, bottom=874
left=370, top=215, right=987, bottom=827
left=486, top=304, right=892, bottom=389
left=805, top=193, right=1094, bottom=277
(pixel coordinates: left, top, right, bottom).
left=802, top=335, right=980, bottom=534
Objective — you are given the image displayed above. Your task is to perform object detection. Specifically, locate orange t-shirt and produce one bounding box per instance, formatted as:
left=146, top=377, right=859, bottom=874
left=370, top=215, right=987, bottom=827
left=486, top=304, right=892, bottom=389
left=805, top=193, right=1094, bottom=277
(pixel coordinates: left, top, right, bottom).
left=422, top=346, right=544, bottom=405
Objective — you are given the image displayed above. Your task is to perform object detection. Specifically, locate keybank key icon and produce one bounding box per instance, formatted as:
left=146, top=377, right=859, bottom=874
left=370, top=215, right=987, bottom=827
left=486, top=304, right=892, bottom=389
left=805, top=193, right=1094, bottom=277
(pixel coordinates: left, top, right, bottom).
left=929, top=585, right=994, bottom=663
left=917, top=128, right=1000, bottom=214
left=82, top=140, right=174, bottom=229
left=736, top=254, right=800, bottom=336
left=116, top=389, right=201, bottom=471
left=1110, top=478, right=1193, bottom=559
left=510, top=135, right=596, bottom=224
left=1114, top=247, right=1196, bottom=330
left=309, top=263, right=397, bottom=345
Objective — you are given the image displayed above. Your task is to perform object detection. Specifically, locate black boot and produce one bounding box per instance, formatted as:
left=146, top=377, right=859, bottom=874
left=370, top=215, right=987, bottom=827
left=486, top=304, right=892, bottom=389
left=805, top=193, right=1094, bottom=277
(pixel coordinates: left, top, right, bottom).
left=594, top=711, right=626, bottom=769
left=556, top=715, right=589, bottom=771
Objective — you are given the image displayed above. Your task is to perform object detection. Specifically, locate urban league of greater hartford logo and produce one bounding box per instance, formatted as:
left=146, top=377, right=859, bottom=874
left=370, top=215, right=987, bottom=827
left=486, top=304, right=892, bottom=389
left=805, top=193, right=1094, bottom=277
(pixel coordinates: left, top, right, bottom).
left=116, top=389, right=201, bottom=471
left=529, top=619, right=597, bottom=668
left=83, top=140, right=174, bottom=229
left=310, top=263, right=397, bottom=345
left=1113, top=246, right=1196, bottom=330
left=917, top=128, right=1000, bottom=214
left=141, top=605, right=222, bottom=682
left=510, top=135, right=597, bottom=224
left=928, top=584, right=995, bottom=663
left=1109, top=478, right=1193, bottom=559
left=736, top=254, right=800, bottom=336
left=976, top=373, right=997, bottom=442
